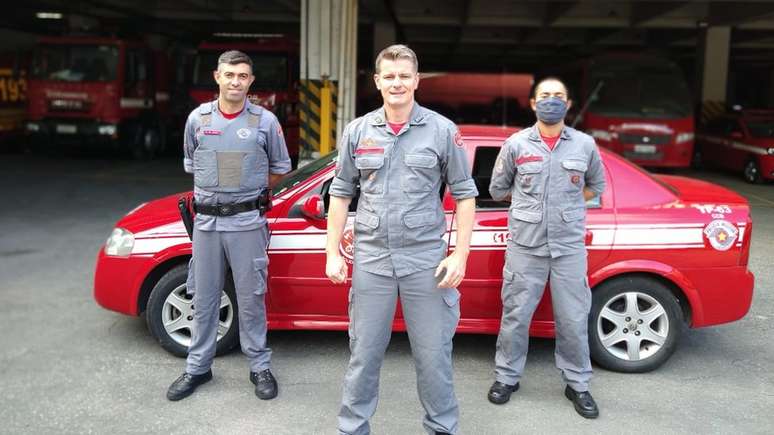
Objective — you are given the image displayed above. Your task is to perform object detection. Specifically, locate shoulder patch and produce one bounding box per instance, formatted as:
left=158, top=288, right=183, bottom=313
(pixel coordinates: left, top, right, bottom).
left=454, top=130, right=464, bottom=148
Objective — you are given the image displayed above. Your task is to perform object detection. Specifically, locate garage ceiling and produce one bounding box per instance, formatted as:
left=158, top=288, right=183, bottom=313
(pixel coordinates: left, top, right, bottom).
left=7, top=1, right=774, bottom=70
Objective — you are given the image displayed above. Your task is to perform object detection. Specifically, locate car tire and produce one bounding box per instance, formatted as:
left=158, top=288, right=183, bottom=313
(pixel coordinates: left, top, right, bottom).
left=131, top=123, right=163, bottom=160
left=589, top=276, right=683, bottom=373
left=145, top=264, right=239, bottom=357
left=690, top=145, right=703, bottom=170
left=743, top=158, right=763, bottom=184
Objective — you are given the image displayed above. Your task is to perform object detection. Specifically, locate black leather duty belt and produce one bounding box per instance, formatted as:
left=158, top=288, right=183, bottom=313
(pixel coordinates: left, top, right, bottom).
left=193, top=200, right=258, bottom=217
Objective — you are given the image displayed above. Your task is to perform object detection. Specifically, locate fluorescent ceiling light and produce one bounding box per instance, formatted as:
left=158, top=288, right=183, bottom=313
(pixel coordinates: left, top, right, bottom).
left=36, top=12, right=63, bottom=19
left=212, top=32, right=284, bottom=38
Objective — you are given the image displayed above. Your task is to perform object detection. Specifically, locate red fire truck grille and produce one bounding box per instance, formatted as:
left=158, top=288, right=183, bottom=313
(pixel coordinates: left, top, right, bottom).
left=618, top=133, right=671, bottom=145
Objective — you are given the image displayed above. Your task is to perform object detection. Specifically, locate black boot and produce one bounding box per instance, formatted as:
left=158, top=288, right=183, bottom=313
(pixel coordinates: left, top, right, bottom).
left=250, top=369, right=278, bottom=400
left=487, top=381, right=520, bottom=404
left=564, top=385, right=599, bottom=419
left=166, top=370, right=212, bottom=401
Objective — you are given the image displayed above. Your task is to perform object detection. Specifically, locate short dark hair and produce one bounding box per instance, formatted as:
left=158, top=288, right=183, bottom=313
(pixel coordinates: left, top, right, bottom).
left=530, top=76, right=570, bottom=99
left=374, top=44, right=418, bottom=74
left=217, top=50, right=253, bottom=71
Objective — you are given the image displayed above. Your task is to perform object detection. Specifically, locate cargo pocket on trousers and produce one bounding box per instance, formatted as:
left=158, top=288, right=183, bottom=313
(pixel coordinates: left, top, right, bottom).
left=500, top=268, right=517, bottom=308
left=186, top=257, right=196, bottom=297
left=252, top=257, right=268, bottom=296
left=442, top=288, right=461, bottom=343
left=347, top=289, right=357, bottom=341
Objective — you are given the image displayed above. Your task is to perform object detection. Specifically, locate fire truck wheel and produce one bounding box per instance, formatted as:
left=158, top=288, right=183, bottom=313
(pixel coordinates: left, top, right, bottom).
left=145, top=264, right=239, bottom=357
left=131, top=124, right=163, bottom=160
left=743, top=159, right=763, bottom=184
left=589, top=276, right=683, bottom=373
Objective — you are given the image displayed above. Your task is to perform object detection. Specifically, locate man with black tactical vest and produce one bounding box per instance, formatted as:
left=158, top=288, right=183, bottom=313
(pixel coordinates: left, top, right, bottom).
left=167, top=50, right=291, bottom=401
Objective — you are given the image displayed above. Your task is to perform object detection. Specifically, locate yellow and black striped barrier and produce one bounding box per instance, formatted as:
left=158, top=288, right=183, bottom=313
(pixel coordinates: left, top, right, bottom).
left=299, top=79, right=338, bottom=156
left=701, top=100, right=726, bottom=124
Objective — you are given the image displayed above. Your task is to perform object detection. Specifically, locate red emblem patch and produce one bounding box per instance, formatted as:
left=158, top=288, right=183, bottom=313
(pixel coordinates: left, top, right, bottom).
left=515, top=155, right=544, bottom=165
left=454, top=131, right=464, bottom=148
left=203, top=129, right=222, bottom=135
left=571, top=175, right=581, bottom=185
left=355, top=147, right=385, bottom=155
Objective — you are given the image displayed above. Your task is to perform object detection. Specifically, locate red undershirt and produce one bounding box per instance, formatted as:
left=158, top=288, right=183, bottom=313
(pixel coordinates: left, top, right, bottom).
left=220, top=105, right=244, bottom=120
left=388, top=122, right=405, bottom=135
left=541, top=133, right=560, bottom=151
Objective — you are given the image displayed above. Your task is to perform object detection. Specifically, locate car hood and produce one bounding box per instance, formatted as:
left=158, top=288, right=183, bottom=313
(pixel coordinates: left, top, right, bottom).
left=116, top=192, right=187, bottom=234
left=654, top=175, right=747, bottom=204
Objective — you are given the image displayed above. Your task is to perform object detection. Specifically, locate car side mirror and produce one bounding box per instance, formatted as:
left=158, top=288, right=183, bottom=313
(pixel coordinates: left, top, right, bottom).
left=730, top=131, right=743, bottom=139
left=301, top=194, right=325, bottom=221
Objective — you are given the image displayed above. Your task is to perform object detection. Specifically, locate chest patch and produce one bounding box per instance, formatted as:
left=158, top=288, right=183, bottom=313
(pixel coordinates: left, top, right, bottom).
left=571, top=175, right=581, bottom=185
left=236, top=128, right=251, bottom=139
left=355, top=147, right=385, bottom=155
left=203, top=129, right=222, bottom=136
left=358, top=137, right=377, bottom=148
left=516, top=155, right=543, bottom=165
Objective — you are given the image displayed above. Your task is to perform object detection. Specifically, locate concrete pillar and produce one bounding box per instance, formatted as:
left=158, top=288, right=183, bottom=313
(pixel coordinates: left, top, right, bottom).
left=300, top=0, right=357, bottom=160
left=697, top=26, right=731, bottom=123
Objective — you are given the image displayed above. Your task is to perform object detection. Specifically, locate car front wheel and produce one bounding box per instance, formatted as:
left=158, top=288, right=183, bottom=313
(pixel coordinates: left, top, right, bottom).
left=145, top=264, right=239, bottom=357
left=589, top=276, right=683, bottom=373
left=743, top=159, right=763, bottom=184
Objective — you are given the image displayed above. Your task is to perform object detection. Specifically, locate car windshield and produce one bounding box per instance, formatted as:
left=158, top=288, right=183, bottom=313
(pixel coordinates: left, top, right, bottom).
left=272, top=151, right=337, bottom=196
left=588, top=60, right=692, bottom=118
left=745, top=120, right=774, bottom=138
left=31, top=44, right=119, bottom=82
left=193, top=51, right=289, bottom=90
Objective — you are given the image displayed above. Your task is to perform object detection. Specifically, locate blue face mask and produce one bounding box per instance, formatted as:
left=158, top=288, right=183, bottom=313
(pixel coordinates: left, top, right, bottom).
left=535, top=97, right=568, bottom=125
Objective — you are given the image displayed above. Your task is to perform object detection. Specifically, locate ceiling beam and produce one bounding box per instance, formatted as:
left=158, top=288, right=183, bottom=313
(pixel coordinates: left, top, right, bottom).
left=543, top=1, right=579, bottom=27
left=708, top=1, right=774, bottom=26
left=630, top=1, right=689, bottom=27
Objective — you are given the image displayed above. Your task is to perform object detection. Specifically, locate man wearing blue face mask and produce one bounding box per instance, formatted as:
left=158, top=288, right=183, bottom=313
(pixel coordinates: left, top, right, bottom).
left=486, top=77, right=606, bottom=418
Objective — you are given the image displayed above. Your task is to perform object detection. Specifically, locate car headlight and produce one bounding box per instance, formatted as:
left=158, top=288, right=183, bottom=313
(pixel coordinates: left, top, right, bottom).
left=589, top=129, right=613, bottom=142
left=105, top=228, right=134, bottom=257
left=26, top=122, right=40, bottom=132
left=768, top=147, right=774, bottom=155
left=98, top=124, right=117, bottom=135
left=675, top=132, right=694, bottom=143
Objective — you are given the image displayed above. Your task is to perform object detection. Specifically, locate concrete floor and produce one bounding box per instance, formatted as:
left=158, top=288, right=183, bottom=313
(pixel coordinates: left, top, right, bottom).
left=1, top=151, right=772, bottom=434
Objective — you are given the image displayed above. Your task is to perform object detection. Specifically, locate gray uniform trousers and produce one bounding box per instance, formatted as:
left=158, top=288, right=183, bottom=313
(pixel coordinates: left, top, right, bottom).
left=186, top=225, right=271, bottom=375
left=338, top=267, right=461, bottom=435
left=495, top=246, right=593, bottom=392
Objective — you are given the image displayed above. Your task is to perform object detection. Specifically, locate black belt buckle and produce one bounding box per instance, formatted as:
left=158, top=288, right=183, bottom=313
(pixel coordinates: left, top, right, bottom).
left=219, top=204, right=235, bottom=216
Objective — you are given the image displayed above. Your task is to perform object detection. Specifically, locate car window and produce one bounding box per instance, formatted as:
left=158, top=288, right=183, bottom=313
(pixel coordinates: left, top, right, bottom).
left=471, top=146, right=603, bottom=209
left=273, top=151, right=337, bottom=196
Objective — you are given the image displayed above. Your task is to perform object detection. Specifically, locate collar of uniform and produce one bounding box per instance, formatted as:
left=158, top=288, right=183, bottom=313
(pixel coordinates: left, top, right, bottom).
left=367, top=102, right=428, bottom=126
left=527, top=122, right=571, bottom=142
left=212, top=99, right=250, bottom=118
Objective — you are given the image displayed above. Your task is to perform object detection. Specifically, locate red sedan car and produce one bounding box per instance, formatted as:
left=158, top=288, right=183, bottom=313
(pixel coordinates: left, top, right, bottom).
left=94, top=125, right=754, bottom=373
left=695, top=110, right=774, bottom=183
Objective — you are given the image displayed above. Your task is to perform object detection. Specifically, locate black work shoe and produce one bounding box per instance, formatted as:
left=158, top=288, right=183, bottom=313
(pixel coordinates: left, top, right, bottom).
left=166, top=370, right=212, bottom=401
left=250, top=369, right=278, bottom=400
left=564, top=385, right=599, bottom=419
left=487, top=381, right=520, bottom=404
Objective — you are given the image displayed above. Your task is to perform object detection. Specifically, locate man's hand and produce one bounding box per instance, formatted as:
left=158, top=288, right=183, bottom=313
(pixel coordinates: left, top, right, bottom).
left=326, top=252, right=348, bottom=284
left=435, top=251, right=468, bottom=288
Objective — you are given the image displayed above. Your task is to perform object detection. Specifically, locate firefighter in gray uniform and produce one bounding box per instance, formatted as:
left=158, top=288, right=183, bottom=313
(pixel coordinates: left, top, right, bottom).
left=487, top=77, right=606, bottom=418
left=326, top=45, right=477, bottom=435
left=167, top=50, right=291, bottom=402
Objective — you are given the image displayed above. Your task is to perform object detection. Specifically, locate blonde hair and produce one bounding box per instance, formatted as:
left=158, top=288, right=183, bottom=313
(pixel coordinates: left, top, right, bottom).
left=374, top=44, right=418, bottom=74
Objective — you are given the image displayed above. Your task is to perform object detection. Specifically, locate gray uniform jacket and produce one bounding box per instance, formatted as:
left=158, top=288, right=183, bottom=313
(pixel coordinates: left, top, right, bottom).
left=329, top=103, right=478, bottom=278
left=183, top=100, right=292, bottom=232
left=489, top=124, right=606, bottom=258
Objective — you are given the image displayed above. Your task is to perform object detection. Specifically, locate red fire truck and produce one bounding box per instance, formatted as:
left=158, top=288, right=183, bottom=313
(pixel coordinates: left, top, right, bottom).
left=188, top=37, right=300, bottom=166
left=560, top=54, right=695, bottom=168
left=0, top=51, right=27, bottom=145
left=26, top=36, right=170, bottom=159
